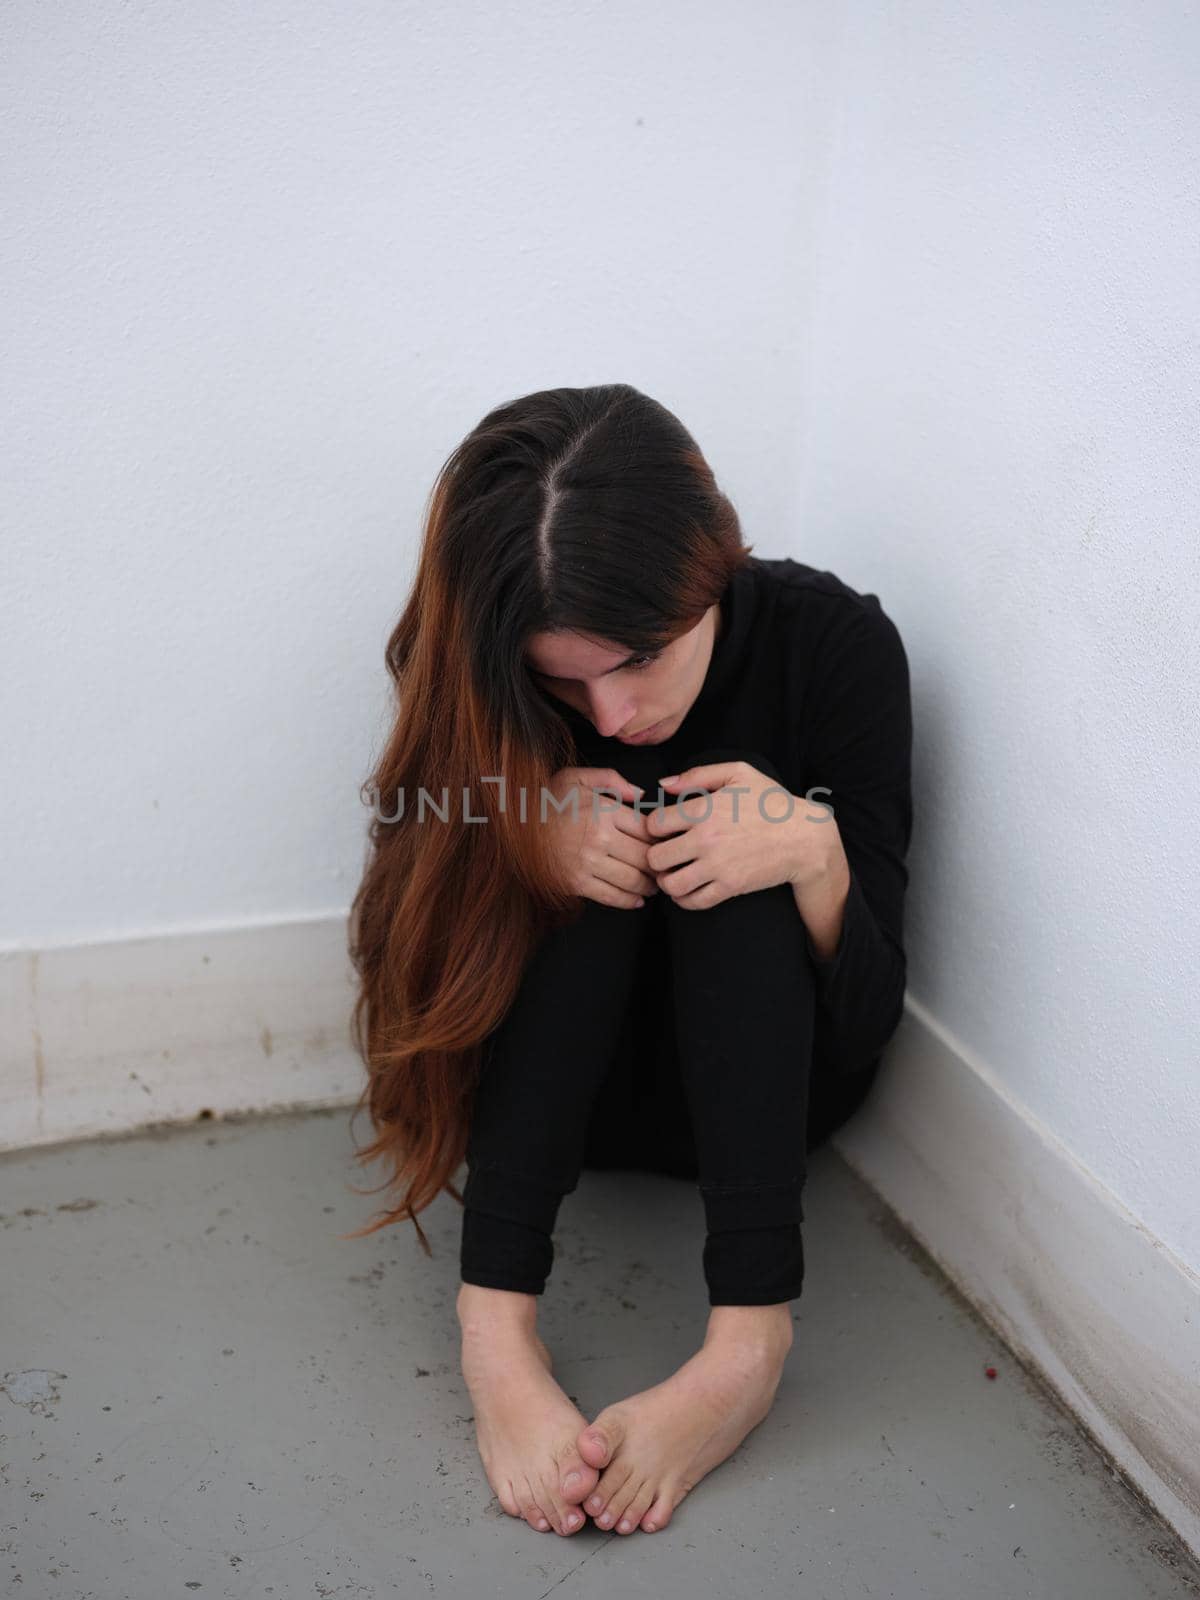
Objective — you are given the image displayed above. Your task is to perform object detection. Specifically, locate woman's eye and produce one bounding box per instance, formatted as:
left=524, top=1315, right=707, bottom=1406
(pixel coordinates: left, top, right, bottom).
left=530, top=652, right=659, bottom=682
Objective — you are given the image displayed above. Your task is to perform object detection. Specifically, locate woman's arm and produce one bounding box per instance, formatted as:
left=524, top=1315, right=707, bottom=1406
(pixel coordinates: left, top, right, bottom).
left=790, top=843, right=852, bottom=962
left=787, top=601, right=914, bottom=1077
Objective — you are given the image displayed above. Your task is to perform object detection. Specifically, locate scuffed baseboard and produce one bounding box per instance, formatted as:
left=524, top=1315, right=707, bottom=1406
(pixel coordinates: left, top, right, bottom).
left=0, top=914, right=362, bottom=1152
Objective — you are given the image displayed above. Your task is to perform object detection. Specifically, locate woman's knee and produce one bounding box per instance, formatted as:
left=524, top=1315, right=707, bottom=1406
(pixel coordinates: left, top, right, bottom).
left=654, top=746, right=801, bottom=920
left=529, top=887, right=662, bottom=983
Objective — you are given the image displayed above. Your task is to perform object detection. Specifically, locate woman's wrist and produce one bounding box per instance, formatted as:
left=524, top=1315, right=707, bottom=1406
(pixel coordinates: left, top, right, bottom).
left=786, top=815, right=851, bottom=962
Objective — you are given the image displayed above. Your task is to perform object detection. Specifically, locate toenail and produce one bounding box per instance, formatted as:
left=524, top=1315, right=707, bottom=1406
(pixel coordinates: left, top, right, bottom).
left=598, top=1513, right=613, bottom=1528
left=619, top=1519, right=632, bottom=1533
left=564, top=1471, right=581, bottom=1490
left=536, top=1519, right=549, bottom=1531
left=587, top=1496, right=603, bottom=1512
left=564, top=1512, right=579, bottom=1529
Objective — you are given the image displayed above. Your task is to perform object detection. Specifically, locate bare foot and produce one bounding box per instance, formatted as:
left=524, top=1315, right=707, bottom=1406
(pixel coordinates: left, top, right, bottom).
left=576, top=1303, right=794, bottom=1534
left=457, top=1284, right=600, bottom=1536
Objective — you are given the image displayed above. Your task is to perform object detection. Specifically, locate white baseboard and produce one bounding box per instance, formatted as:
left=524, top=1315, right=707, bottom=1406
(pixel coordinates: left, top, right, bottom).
left=2, top=922, right=1197, bottom=1557
left=0, top=915, right=362, bottom=1151
left=834, top=996, right=1200, bottom=1561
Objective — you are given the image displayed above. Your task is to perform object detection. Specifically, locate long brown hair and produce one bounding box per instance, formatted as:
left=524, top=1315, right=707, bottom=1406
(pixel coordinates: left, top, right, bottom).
left=340, top=383, right=754, bottom=1249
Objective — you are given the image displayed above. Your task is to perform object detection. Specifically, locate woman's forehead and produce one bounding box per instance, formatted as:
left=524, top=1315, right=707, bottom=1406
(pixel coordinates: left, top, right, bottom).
left=523, top=630, right=630, bottom=679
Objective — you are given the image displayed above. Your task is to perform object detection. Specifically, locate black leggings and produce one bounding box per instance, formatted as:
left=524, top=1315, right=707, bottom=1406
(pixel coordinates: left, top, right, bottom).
left=459, top=746, right=881, bottom=1306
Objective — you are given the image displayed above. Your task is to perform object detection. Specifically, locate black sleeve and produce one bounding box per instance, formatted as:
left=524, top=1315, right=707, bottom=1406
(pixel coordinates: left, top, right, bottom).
left=798, top=599, right=913, bottom=1077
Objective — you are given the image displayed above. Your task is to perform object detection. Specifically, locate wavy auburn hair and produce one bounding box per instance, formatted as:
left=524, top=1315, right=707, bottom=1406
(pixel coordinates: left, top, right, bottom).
left=340, top=383, right=754, bottom=1250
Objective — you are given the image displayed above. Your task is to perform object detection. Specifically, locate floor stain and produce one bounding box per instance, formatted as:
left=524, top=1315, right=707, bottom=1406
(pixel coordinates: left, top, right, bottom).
left=2, top=1369, right=67, bottom=1415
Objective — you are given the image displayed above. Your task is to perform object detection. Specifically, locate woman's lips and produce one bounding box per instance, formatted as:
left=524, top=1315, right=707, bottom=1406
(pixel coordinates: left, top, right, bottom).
left=618, top=715, right=666, bottom=744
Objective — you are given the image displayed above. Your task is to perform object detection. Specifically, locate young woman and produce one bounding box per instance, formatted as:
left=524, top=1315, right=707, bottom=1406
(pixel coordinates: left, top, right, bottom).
left=345, top=383, right=913, bottom=1541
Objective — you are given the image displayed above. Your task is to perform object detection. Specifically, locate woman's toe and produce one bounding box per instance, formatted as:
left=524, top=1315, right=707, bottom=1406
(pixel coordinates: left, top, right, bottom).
left=559, top=1457, right=599, bottom=1504
left=576, top=1422, right=616, bottom=1470
left=640, top=1486, right=677, bottom=1532
left=600, top=1474, right=642, bottom=1533
left=557, top=1504, right=585, bottom=1535
left=616, top=1480, right=656, bottom=1534
left=590, top=1465, right=633, bottom=1527
left=520, top=1494, right=549, bottom=1532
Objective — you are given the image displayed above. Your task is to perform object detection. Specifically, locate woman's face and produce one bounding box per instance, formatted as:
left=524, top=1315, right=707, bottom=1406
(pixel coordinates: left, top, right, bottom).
left=524, top=602, right=722, bottom=745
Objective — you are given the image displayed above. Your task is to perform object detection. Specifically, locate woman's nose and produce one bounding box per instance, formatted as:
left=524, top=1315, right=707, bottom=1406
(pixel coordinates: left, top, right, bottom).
left=586, top=685, right=636, bottom=738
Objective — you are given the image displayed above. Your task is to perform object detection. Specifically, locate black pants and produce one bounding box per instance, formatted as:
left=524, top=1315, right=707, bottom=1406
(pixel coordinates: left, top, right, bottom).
left=459, top=747, right=881, bottom=1306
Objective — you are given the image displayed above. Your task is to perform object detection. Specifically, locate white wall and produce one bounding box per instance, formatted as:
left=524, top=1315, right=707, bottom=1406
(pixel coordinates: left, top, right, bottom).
left=2, top=0, right=817, bottom=950
left=793, top=0, right=1200, bottom=1270
left=793, top=1, right=1200, bottom=1549
left=3, top=0, right=1199, bottom=1548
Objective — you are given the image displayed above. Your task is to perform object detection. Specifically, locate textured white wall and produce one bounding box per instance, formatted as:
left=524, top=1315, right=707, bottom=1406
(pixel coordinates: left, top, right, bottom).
left=792, top=1, right=1200, bottom=1269
left=4, top=3, right=1198, bottom=1280
left=3, top=0, right=819, bottom=949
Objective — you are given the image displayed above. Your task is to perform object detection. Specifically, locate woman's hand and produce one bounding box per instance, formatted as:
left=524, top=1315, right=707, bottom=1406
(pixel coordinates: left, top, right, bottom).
left=649, top=760, right=842, bottom=910
left=545, top=766, right=659, bottom=910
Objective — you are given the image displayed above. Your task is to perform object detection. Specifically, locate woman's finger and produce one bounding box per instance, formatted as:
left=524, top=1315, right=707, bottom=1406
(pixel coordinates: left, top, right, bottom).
left=609, top=804, right=655, bottom=842
left=582, top=842, right=657, bottom=897
left=584, top=877, right=647, bottom=910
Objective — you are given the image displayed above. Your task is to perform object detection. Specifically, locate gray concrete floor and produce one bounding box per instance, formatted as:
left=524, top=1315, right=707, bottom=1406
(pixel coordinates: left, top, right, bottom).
left=2, top=1105, right=1197, bottom=1600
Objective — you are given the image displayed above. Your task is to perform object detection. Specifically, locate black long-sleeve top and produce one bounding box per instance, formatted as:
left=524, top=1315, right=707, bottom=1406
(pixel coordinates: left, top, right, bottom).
left=561, top=553, right=914, bottom=1080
